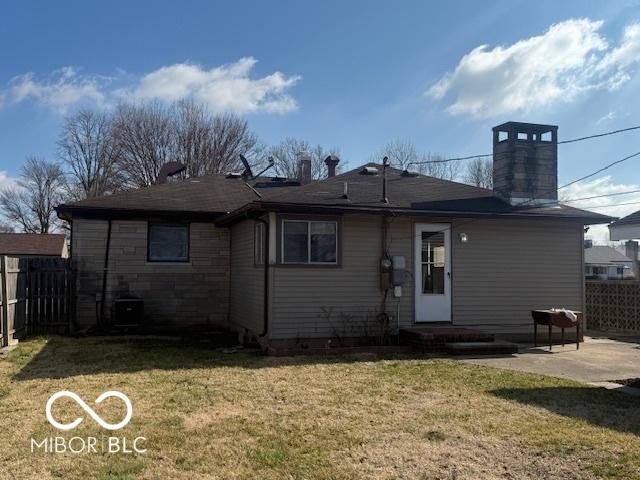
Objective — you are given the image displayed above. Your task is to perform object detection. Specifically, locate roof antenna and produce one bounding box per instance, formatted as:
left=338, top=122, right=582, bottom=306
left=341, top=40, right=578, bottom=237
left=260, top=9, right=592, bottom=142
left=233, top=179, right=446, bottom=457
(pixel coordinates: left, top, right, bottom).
left=254, top=156, right=276, bottom=179
left=239, top=154, right=254, bottom=180
left=381, top=156, right=389, bottom=204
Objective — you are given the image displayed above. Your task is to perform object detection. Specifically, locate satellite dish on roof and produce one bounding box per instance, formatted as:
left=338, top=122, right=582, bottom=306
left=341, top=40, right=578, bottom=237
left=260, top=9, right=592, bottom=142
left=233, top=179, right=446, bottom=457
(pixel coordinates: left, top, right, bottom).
left=239, top=155, right=254, bottom=180
left=157, top=162, right=186, bottom=184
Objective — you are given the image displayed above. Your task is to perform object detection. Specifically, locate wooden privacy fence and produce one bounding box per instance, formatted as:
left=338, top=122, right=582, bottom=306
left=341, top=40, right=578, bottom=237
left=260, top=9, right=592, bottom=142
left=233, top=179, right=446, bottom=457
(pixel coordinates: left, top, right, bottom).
left=0, top=256, right=75, bottom=347
left=586, top=280, right=640, bottom=332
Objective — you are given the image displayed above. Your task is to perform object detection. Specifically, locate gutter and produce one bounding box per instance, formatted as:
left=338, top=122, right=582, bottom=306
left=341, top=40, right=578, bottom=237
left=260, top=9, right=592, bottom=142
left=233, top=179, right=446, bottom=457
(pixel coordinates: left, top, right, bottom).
left=254, top=216, right=270, bottom=338
left=55, top=205, right=223, bottom=222
left=99, top=219, right=112, bottom=326
left=215, top=201, right=615, bottom=227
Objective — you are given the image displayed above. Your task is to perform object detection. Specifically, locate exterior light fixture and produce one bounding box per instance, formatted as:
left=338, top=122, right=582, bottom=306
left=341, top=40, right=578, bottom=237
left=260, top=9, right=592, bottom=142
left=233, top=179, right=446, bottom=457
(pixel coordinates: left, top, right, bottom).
left=460, top=233, right=468, bottom=243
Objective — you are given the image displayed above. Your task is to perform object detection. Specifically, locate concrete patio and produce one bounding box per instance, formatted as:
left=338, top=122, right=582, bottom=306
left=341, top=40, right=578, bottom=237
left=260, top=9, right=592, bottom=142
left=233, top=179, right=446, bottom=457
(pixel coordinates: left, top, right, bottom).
left=457, top=333, right=640, bottom=395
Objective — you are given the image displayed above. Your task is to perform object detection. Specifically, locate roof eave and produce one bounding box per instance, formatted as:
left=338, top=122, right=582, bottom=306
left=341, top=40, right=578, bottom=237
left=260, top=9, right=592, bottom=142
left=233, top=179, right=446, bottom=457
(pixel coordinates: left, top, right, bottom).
left=215, top=201, right=614, bottom=226
left=55, top=204, right=224, bottom=222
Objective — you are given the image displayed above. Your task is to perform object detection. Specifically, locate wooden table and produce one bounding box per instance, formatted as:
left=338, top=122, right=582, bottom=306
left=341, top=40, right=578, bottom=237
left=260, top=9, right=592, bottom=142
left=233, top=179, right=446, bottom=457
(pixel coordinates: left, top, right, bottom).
left=531, top=309, right=583, bottom=351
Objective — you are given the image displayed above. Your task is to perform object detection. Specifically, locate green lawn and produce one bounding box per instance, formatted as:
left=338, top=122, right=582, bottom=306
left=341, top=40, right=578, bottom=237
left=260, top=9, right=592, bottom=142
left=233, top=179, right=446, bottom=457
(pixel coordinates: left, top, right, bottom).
left=1, top=336, right=639, bottom=479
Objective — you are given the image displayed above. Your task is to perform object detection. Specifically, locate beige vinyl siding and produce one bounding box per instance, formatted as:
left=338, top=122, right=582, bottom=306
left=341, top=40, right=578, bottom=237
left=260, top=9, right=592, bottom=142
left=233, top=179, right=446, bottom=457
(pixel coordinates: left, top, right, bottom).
left=270, top=214, right=414, bottom=340
left=229, top=219, right=264, bottom=334
left=72, top=219, right=230, bottom=327
left=450, top=218, right=584, bottom=335
left=269, top=215, right=583, bottom=340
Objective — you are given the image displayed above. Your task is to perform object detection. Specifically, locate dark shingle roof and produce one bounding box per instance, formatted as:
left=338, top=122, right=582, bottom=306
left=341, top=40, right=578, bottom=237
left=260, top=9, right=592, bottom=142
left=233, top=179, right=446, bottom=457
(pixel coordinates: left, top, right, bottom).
left=239, top=163, right=613, bottom=222
left=56, top=163, right=613, bottom=225
left=585, top=245, right=633, bottom=265
left=56, top=174, right=292, bottom=219
left=610, top=209, right=640, bottom=227
left=0, top=233, right=66, bottom=256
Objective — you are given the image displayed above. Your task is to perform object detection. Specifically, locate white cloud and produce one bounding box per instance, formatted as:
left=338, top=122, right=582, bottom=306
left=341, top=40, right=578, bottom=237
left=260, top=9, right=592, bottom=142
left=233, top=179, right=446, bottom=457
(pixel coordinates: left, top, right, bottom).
left=0, top=58, right=301, bottom=115
left=429, top=19, right=640, bottom=118
left=0, top=171, right=17, bottom=192
left=0, top=67, right=109, bottom=113
left=129, top=57, right=300, bottom=114
left=560, top=175, right=640, bottom=244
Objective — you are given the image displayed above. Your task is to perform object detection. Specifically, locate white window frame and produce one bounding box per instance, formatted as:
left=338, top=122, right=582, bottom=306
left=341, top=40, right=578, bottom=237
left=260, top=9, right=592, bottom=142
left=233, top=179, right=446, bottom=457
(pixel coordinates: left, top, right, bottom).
left=281, top=219, right=338, bottom=265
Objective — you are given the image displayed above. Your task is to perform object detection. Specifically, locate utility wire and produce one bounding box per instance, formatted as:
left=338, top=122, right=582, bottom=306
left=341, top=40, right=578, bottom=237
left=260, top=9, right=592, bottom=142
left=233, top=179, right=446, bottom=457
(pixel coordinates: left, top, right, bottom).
left=558, top=151, right=640, bottom=190
left=380, top=148, right=640, bottom=245
left=576, top=200, right=640, bottom=210
left=405, top=124, right=640, bottom=168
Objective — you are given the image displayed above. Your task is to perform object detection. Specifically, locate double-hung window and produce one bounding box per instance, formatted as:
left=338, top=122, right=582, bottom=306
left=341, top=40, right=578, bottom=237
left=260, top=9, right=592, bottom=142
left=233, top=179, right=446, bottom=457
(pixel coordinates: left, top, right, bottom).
left=282, top=220, right=338, bottom=264
left=148, top=223, right=189, bottom=262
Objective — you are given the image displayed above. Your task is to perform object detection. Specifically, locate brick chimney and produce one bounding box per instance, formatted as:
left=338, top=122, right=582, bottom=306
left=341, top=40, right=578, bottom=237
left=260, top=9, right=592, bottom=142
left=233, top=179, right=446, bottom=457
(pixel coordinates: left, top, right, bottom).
left=492, top=122, right=558, bottom=206
left=324, top=155, right=339, bottom=178
left=297, top=152, right=312, bottom=185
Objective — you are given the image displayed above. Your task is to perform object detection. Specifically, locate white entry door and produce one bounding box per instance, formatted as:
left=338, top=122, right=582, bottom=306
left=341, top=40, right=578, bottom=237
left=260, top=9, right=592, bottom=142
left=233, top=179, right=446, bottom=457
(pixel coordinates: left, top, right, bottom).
left=414, top=223, right=451, bottom=323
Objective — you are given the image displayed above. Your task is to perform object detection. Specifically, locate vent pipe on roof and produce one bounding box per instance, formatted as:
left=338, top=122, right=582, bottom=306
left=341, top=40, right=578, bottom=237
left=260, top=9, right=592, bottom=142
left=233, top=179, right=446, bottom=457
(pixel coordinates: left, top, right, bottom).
left=381, top=156, right=389, bottom=204
left=325, top=155, right=340, bottom=178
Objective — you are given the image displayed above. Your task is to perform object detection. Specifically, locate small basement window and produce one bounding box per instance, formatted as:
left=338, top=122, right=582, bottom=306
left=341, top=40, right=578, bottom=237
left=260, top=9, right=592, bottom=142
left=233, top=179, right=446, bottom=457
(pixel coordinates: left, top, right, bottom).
left=282, top=220, right=338, bottom=264
left=148, top=223, right=189, bottom=262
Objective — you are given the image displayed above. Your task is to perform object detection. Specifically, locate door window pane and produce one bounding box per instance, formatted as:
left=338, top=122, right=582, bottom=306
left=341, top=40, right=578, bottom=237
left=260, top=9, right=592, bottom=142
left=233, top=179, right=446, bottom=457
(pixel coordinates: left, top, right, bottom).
left=283, top=221, right=308, bottom=263
left=421, top=231, right=445, bottom=294
left=310, top=222, right=337, bottom=263
left=422, top=264, right=445, bottom=294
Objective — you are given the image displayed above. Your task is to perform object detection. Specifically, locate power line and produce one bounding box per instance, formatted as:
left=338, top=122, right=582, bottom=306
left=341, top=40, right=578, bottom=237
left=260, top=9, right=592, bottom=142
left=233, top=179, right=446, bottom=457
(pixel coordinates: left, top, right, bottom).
left=558, top=125, right=640, bottom=145
left=558, top=151, right=640, bottom=189
left=405, top=124, right=640, bottom=167
left=545, top=189, right=640, bottom=206
left=576, top=200, right=640, bottom=210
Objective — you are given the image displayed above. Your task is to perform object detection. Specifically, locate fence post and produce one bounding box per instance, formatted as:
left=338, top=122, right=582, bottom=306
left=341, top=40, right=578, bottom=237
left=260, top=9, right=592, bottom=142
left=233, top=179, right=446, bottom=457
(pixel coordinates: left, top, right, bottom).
left=1, top=256, right=9, bottom=347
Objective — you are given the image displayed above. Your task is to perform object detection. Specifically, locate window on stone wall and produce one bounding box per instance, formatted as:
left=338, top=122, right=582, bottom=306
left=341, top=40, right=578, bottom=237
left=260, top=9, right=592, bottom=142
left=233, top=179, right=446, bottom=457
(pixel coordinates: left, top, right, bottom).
left=148, top=223, right=190, bottom=262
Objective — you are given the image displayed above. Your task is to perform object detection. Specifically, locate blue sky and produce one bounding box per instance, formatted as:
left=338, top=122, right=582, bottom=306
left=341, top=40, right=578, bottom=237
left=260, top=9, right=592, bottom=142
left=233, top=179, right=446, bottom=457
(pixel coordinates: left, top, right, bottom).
left=1, top=0, right=640, bottom=240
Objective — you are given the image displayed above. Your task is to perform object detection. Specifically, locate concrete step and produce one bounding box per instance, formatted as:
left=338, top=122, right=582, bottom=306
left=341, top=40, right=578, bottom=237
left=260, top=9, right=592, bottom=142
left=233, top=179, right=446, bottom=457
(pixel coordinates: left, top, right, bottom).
left=444, top=340, right=519, bottom=356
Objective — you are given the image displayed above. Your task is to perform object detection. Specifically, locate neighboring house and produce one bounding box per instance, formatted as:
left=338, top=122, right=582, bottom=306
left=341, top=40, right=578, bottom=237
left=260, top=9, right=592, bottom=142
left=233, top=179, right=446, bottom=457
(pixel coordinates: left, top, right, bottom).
left=0, top=233, right=68, bottom=259
left=609, top=211, right=640, bottom=279
left=609, top=209, right=640, bottom=241
left=56, top=122, right=611, bottom=345
left=584, top=244, right=634, bottom=280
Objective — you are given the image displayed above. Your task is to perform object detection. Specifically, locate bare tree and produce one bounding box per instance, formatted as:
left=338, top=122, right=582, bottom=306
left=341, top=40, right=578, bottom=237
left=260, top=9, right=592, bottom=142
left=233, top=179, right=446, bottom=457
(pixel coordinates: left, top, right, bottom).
left=464, top=158, right=493, bottom=189
left=112, top=102, right=176, bottom=187
left=112, top=100, right=262, bottom=186
left=0, top=157, right=65, bottom=233
left=268, top=138, right=340, bottom=180
left=0, top=221, right=13, bottom=233
left=58, top=109, right=121, bottom=200
left=174, top=101, right=260, bottom=176
left=372, top=139, right=461, bottom=181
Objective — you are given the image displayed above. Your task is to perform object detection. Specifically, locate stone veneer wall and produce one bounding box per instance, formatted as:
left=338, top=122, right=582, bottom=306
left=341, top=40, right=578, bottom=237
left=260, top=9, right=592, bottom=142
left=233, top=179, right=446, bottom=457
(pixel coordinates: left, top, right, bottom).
left=72, top=219, right=230, bottom=327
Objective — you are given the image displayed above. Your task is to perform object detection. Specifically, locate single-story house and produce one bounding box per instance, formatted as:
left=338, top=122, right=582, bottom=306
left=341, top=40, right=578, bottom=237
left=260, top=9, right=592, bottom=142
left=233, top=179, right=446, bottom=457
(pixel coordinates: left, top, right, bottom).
left=56, top=122, right=611, bottom=346
left=0, top=233, right=68, bottom=259
left=584, top=244, right=634, bottom=280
